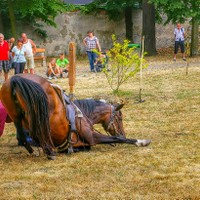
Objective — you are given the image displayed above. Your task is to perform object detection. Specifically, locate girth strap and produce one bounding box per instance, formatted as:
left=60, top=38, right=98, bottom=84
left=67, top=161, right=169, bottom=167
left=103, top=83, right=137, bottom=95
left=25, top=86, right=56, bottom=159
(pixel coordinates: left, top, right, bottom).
left=50, top=83, right=84, bottom=152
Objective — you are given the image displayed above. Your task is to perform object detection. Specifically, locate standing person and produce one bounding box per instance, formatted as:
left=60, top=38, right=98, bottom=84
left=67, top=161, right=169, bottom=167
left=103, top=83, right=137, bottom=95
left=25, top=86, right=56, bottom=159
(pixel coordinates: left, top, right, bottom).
left=21, top=33, right=36, bottom=74
left=0, top=33, right=10, bottom=82
left=12, top=38, right=26, bottom=74
left=83, top=30, right=101, bottom=72
left=7, top=37, right=15, bottom=50
left=47, top=58, right=61, bottom=79
left=173, top=23, right=186, bottom=61
left=7, top=37, right=15, bottom=69
left=56, top=53, right=69, bottom=78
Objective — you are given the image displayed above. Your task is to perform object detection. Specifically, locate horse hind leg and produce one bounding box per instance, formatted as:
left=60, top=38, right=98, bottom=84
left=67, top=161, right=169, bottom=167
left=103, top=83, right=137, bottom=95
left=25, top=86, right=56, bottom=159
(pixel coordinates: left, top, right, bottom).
left=43, top=146, right=56, bottom=160
left=68, top=132, right=91, bottom=153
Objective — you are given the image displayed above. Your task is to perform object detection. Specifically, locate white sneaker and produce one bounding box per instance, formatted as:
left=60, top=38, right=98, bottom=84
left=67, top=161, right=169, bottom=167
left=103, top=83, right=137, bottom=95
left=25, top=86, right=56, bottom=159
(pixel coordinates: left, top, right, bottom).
left=48, top=76, right=52, bottom=80
left=53, top=76, right=57, bottom=79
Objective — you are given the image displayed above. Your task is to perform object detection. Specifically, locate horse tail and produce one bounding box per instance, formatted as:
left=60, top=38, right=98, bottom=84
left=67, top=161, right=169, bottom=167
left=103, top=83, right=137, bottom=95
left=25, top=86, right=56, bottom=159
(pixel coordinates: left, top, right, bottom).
left=10, top=75, right=54, bottom=150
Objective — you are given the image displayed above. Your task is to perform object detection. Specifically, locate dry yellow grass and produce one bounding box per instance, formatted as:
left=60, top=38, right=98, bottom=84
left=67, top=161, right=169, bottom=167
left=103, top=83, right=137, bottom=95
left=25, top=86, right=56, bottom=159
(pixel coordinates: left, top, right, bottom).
left=0, top=56, right=200, bottom=199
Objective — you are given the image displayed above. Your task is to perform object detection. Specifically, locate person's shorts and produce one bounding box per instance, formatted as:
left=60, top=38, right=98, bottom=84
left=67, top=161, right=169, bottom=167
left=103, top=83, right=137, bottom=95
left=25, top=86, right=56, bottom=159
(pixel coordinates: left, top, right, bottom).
left=0, top=60, right=10, bottom=73
left=174, top=41, right=185, bottom=54
left=24, top=56, right=35, bottom=69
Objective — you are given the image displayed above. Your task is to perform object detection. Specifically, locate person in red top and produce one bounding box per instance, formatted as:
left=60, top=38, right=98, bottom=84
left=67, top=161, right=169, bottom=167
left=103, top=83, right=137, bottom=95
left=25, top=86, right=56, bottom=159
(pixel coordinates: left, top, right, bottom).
left=0, top=101, right=8, bottom=136
left=0, top=33, right=10, bottom=81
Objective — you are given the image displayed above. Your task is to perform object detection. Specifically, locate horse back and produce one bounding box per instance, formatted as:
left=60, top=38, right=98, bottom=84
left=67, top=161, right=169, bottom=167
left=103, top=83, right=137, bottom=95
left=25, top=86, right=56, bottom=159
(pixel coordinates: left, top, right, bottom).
left=0, top=74, right=70, bottom=146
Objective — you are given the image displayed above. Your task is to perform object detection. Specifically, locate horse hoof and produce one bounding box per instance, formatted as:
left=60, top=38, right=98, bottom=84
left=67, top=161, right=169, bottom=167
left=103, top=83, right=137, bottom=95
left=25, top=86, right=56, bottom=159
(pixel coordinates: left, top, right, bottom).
left=31, top=151, right=40, bottom=157
left=136, top=139, right=151, bottom=147
left=47, top=155, right=56, bottom=160
left=67, top=148, right=74, bottom=154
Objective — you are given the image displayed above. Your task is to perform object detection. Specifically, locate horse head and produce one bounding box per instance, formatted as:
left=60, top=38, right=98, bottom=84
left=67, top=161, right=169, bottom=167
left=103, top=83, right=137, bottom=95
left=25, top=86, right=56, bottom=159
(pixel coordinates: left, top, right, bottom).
left=106, top=103, right=126, bottom=137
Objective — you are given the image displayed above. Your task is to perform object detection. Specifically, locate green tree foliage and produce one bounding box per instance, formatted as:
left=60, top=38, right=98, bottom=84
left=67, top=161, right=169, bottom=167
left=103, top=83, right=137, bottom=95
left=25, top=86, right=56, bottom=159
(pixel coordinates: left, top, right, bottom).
left=100, top=35, right=147, bottom=94
left=0, top=0, right=68, bottom=38
left=150, top=0, right=200, bottom=55
left=68, top=0, right=157, bottom=55
left=151, top=0, right=200, bottom=24
left=73, top=0, right=141, bottom=21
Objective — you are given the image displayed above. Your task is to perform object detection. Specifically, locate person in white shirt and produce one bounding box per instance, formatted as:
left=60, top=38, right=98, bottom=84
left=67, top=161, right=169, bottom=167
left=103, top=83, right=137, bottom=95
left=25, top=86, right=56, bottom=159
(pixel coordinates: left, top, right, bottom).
left=173, top=23, right=186, bottom=61
left=12, top=38, right=26, bottom=74
left=21, top=33, right=36, bottom=74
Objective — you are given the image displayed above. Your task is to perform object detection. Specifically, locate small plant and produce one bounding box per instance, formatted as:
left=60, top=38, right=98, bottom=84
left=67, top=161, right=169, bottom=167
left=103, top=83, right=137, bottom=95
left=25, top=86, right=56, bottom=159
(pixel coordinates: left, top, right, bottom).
left=101, top=35, right=147, bottom=94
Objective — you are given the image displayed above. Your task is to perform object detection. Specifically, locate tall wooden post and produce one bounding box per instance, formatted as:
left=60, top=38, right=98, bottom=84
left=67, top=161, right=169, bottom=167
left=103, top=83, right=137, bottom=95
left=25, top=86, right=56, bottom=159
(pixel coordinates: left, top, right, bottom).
left=185, top=38, right=190, bottom=76
left=138, top=36, right=145, bottom=103
left=68, top=42, right=76, bottom=100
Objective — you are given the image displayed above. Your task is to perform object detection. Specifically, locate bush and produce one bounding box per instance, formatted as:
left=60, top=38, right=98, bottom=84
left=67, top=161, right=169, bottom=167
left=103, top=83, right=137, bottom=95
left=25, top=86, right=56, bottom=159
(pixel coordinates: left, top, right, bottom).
left=102, top=35, right=147, bottom=94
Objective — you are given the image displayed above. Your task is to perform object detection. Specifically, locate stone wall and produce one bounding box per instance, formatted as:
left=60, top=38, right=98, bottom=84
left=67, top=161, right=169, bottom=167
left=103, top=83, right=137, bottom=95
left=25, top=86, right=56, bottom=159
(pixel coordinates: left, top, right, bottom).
left=27, top=10, right=191, bottom=56
left=37, top=11, right=126, bottom=56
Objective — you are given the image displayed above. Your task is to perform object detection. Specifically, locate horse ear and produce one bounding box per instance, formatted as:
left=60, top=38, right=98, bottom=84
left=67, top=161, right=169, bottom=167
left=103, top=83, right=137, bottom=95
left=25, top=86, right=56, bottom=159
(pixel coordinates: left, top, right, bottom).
left=114, top=103, right=124, bottom=111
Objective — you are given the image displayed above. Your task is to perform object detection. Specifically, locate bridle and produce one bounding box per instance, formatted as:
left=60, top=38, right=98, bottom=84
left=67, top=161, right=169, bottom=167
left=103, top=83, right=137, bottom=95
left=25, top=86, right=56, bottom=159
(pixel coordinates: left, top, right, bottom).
left=106, top=105, right=124, bottom=136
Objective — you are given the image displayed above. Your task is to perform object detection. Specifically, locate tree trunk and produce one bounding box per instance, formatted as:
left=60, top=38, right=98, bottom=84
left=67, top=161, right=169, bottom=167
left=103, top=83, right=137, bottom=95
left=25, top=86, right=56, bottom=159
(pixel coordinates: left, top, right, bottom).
left=8, top=0, right=17, bottom=38
left=142, top=0, right=157, bottom=55
left=125, top=7, right=133, bottom=42
left=0, top=12, right=4, bottom=33
left=190, top=17, right=199, bottom=56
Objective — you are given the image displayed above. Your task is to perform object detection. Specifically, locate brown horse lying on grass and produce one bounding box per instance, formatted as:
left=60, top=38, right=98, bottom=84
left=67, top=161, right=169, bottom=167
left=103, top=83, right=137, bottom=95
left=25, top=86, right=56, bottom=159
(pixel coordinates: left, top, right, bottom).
left=0, top=74, right=151, bottom=160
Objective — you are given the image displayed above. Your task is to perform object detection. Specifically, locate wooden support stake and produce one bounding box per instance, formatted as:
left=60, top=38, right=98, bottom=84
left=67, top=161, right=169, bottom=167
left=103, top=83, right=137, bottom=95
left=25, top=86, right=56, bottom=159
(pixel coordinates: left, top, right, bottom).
left=185, top=40, right=190, bottom=76
left=68, top=42, right=76, bottom=100
left=138, top=36, right=145, bottom=103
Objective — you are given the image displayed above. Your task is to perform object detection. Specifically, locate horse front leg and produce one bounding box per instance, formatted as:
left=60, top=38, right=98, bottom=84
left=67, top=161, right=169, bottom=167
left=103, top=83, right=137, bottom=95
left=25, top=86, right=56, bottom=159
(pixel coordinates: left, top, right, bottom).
left=15, top=122, right=34, bottom=154
left=78, top=119, right=151, bottom=147
left=91, top=131, right=151, bottom=147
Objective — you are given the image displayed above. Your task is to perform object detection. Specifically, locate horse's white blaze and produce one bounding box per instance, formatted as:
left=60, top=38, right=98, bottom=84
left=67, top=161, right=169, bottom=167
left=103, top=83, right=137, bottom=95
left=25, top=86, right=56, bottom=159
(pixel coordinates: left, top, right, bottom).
left=135, top=139, right=151, bottom=147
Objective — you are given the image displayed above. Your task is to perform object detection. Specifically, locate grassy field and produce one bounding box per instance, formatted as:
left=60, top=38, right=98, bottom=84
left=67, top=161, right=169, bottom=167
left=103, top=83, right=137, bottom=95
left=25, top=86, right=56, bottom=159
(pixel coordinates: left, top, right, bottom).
left=0, top=56, right=200, bottom=199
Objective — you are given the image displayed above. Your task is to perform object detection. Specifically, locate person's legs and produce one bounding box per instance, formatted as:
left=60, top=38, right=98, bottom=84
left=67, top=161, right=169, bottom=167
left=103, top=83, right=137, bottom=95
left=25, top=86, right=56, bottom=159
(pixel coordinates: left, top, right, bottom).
left=24, top=57, right=35, bottom=74
left=0, top=61, right=3, bottom=78
left=60, top=68, right=64, bottom=78
left=173, top=41, right=178, bottom=60
left=30, top=68, right=34, bottom=74
left=87, top=51, right=95, bottom=71
left=92, top=52, right=97, bottom=68
left=20, top=62, right=26, bottom=73
left=29, top=56, right=35, bottom=74
left=180, top=41, right=186, bottom=60
left=3, top=61, right=10, bottom=81
left=14, top=63, right=20, bottom=74
left=46, top=67, right=51, bottom=77
left=24, top=58, right=29, bottom=73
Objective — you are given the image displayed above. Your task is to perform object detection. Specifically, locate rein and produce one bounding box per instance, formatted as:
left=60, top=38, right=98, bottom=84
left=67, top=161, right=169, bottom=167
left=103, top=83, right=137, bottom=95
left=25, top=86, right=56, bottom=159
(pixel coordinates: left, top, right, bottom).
left=106, top=105, right=123, bottom=136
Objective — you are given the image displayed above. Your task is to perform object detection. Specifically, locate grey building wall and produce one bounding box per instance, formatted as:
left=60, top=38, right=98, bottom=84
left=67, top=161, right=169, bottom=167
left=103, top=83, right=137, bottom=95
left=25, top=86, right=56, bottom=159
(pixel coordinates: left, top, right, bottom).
left=30, top=10, right=190, bottom=56
left=37, top=11, right=126, bottom=56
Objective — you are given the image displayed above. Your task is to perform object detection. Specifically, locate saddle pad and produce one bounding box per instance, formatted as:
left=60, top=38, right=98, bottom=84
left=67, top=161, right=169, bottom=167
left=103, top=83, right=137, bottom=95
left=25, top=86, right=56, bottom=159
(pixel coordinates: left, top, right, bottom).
left=51, top=83, right=66, bottom=106
left=50, top=83, right=83, bottom=118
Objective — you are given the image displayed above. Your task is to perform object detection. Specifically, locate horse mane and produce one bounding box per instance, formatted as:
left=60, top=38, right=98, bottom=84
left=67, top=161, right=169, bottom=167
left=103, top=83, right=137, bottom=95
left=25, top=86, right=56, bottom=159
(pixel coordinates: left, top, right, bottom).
left=10, top=75, right=54, bottom=150
left=74, top=99, right=107, bottom=116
